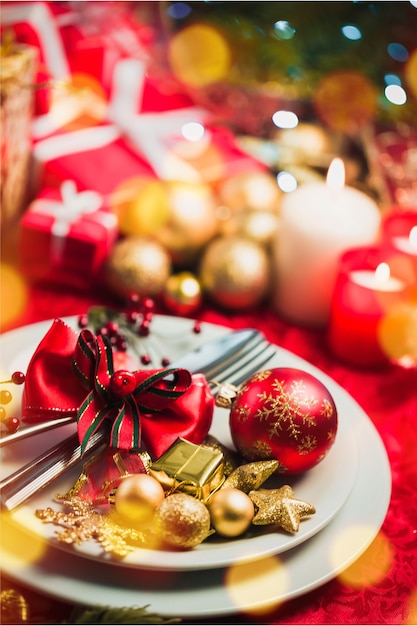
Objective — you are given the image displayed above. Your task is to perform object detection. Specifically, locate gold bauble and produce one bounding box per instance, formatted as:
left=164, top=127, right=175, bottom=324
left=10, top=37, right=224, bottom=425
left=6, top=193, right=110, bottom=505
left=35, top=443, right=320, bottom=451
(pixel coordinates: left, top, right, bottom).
left=106, top=237, right=171, bottom=298
left=275, top=122, right=337, bottom=167
left=114, top=474, right=165, bottom=524
left=199, top=235, right=271, bottom=309
left=154, top=181, right=219, bottom=265
left=113, top=178, right=170, bottom=237
left=154, top=493, right=211, bottom=549
left=163, top=271, right=202, bottom=316
left=239, top=210, right=279, bottom=247
left=208, top=488, right=254, bottom=537
left=217, top=171, right=281, bottom=213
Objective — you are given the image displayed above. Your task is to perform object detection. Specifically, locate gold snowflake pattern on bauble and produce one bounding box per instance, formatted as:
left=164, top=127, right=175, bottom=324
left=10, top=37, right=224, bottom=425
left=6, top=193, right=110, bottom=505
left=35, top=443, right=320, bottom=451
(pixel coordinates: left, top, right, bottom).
left=255, top=377, right=332, bottom=453
left=35, top=497, right=157, bottom=558
left=233, top=402, right=252, bottom=423
left=249, top=485, right=316, bottom=533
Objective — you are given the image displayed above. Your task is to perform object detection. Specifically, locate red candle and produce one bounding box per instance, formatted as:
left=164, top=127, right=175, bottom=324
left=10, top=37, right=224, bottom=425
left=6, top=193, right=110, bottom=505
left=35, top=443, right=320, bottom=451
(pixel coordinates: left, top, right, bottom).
left=328, top=247, right=409, bottom=367
left=382, top=211, right=417, bottom=276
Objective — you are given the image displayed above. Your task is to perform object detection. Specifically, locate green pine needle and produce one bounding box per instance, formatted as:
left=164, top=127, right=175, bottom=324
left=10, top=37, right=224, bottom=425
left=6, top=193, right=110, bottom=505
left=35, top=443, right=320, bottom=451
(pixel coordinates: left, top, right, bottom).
left=70, top=604, right=181, bottom=625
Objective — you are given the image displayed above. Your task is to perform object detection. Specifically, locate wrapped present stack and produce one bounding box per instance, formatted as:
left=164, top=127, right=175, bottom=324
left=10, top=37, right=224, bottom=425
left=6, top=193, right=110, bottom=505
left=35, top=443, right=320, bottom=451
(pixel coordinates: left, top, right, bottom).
left=2, top=1, right=416, bottom=365
left=0, top=34, right=37, bottom=230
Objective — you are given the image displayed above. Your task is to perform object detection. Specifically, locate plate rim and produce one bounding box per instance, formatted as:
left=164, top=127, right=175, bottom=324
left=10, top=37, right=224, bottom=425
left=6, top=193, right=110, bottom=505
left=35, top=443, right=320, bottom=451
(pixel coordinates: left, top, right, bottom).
left=0, top=369, right=391, bottom=618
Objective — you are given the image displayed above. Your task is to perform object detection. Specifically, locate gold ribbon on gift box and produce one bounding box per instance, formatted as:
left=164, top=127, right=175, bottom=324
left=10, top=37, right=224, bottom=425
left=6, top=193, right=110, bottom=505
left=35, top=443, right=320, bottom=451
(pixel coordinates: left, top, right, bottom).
left=150, top=437, right=225, bottom=501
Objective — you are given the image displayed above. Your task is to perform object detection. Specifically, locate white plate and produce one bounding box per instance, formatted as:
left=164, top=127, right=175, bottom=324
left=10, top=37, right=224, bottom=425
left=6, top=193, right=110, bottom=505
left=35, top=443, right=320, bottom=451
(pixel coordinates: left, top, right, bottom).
left=0, top=321, right=391, bottom=618
left=0, top=316, right=358, bottom=572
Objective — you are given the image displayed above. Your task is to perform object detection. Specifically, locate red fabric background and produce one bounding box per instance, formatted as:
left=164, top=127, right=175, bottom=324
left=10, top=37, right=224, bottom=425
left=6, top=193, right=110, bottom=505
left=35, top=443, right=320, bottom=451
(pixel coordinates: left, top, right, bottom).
left=1, top=281, right=416, bottom=625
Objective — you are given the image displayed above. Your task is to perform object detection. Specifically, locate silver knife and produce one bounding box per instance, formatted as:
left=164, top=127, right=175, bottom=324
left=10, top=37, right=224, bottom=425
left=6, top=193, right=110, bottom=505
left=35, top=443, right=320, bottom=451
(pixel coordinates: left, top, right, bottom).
left=0, top=328, right=276, bottom=510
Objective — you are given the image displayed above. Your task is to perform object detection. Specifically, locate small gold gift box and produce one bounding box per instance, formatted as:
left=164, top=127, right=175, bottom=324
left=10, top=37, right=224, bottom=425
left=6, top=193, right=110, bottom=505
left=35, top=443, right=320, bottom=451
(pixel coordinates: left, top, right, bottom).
left=149, top=438, right=225, bottom=500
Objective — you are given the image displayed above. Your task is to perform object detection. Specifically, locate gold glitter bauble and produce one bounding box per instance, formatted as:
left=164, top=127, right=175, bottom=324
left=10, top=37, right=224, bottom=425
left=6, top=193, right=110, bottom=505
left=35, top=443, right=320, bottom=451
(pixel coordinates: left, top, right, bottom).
left=153, top=181, right=219, bottom=265
left=106, top=237, right=171, bottom=298
left=208, top=488, right=254, bottom=537
left=199, top=235, right=271, bottom=309
left=218, top=171, right=281, bottom=213
left=163, top=271, right=202, bottom=316
left=154, top=493, right=211, bottom=549
left=115, top=474, right=165, bottom=525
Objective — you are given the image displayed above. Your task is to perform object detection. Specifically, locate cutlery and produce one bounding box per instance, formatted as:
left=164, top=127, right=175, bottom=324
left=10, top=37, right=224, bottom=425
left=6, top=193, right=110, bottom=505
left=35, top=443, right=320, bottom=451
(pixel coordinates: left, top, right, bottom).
left=0, top=327, right=267, bottom=448
left=0, top=328, right=276, bottom=510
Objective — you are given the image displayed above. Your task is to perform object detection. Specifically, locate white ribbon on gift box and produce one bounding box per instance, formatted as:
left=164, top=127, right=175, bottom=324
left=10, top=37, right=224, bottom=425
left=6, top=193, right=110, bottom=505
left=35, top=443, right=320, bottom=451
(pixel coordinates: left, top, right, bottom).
left=32, top=58, right=209, bottom=183
left=30, top=180, right=113, bottom=265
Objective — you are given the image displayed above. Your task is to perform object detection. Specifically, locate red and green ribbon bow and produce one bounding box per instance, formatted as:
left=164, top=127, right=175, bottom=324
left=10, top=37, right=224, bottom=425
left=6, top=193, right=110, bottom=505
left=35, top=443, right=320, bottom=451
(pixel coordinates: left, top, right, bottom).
left=73, top=329, right=192, bottom=455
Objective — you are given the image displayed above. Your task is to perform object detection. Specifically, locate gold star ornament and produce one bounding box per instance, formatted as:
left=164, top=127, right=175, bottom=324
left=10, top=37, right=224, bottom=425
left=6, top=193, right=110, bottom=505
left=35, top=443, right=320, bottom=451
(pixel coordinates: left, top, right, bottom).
left=221, top=459, right=279, bottom=493
left=249, top=485, right=316, bottom=533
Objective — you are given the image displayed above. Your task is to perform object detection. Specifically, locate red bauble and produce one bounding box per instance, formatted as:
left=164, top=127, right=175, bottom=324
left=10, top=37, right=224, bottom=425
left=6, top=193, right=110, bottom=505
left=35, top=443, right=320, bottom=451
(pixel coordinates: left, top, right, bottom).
left=229, top=367, right=338, bottom=474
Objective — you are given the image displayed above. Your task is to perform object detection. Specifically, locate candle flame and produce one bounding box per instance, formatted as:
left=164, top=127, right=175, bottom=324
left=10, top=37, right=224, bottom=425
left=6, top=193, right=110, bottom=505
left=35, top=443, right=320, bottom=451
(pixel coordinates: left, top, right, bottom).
left=326, top=158, right=345, bottom=192
left=409, top=226, right=417, bottom=249
left=375, top=262, right=391, bottom=286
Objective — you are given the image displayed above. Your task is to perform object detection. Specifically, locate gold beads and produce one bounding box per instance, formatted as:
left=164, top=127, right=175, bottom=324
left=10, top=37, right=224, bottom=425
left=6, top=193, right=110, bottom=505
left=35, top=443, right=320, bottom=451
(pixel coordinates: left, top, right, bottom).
left=208, top=488, right=254, bottom=537
left=154, top=493, right=212, bottom=549
left=115, top=474, right=165, bottom=525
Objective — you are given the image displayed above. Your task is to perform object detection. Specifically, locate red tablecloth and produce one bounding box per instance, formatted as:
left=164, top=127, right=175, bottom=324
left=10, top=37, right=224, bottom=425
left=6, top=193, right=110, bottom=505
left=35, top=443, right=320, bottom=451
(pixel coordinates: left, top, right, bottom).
left=1, top=281, right=416, bottom=625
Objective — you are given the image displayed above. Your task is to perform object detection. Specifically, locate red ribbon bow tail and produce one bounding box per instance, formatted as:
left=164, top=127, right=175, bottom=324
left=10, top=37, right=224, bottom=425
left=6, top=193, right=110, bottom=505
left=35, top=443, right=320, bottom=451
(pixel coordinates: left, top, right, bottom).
left=140, top=373, right=215, bottom=459
left=21, top=319, right=87, bottom=423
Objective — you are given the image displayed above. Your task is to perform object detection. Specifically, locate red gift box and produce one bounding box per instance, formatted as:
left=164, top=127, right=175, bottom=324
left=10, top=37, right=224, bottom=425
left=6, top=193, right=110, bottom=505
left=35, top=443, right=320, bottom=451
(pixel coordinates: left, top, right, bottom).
left=32, top=125, right=156, bottom=197
left=19, top=180, right=118, bottom=288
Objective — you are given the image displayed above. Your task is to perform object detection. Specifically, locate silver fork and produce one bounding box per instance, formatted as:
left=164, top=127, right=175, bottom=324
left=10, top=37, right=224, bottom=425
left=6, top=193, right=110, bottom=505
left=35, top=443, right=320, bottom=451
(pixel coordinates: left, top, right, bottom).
left=0, top=329, right=276, bottom=511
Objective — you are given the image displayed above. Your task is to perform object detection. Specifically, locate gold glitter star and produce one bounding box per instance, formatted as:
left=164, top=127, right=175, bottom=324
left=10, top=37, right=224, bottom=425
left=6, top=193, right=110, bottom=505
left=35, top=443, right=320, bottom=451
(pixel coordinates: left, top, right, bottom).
left=249, top=486, right=316, bottom=533
left=221, top=459, right=279, bottom=493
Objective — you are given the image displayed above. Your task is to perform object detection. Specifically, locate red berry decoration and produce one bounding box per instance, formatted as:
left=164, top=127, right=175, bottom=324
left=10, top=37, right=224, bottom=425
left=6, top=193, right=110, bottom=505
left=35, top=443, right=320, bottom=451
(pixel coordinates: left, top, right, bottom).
left=4, top=417, right=20, bottom=433
left=11, top=371, right=25, bottom=385
left=110, top=370, right=137, bottom=397
left=229, top=367, right=338, bottom=474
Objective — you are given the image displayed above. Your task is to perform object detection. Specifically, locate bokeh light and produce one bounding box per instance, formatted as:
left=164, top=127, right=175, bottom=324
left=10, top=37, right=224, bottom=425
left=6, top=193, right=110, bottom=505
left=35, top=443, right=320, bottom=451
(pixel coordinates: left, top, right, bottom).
left=341, top=24, right=362, bottom=40
left=181, top=121, right=206, bottom=141
left=168, top=23, right=231, bottom=87
left=167, top=2, right=192, bottom=20
left=273, top=20, right=296, bottom=40
left=1, top=510, right=47, bottom=568
left=385, top=84, right=407, bottom=105
left=0, top=264, right=28, bottom=331
left=378, top=300, right=417, bottom=366
left=224, top=555, right=288, bottom=616
left=384, top=73, right=402, bottom=86
left=313, top=70, right=378, bottom=133
left=335, top=530, right=394, bottom=588
left=404, top=48, right=417, bottom=99
left=272, top=110, right=299, bottom=129
left=277, top=171, right=298, bottom=193
left=387, top=42, right=409, bottom=62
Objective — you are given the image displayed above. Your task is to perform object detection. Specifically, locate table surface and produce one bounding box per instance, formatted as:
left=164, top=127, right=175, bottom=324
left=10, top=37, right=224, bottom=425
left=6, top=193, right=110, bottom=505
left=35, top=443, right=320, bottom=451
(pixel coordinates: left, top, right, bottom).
left=1, top=274, right=416, bottom=626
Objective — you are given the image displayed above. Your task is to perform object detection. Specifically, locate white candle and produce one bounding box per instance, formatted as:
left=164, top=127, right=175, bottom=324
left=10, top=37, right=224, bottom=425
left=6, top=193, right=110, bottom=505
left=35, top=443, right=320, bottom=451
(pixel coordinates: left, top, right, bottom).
left=350, top=262, right=405, bottom=292
left=392, top=227, right=417, bottom=256
left=273, top=158, right=381, bottom=326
